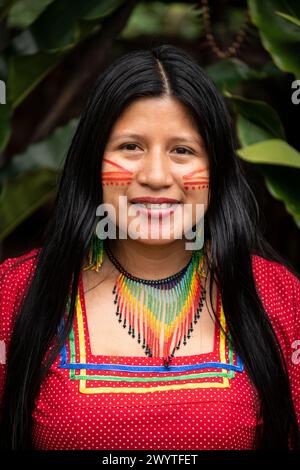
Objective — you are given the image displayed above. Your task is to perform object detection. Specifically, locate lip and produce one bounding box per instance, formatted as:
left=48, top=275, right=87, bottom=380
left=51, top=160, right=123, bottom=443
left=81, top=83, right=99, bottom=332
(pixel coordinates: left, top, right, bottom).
left=129, top=197, right=180, bottom=204
left=130, top=205, right=176, bottom=219
left=130, top=198, right=179, bottom=220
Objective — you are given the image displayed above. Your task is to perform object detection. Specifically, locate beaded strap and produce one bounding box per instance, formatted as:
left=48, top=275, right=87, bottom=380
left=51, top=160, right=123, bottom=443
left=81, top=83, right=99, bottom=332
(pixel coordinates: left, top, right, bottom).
left=105, top=244, right=203, bottom=286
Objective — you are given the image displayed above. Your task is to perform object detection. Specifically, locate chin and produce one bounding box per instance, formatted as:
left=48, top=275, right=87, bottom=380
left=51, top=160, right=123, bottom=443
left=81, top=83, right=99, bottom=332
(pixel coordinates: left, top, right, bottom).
left=128, top=233, right=180, bottom=246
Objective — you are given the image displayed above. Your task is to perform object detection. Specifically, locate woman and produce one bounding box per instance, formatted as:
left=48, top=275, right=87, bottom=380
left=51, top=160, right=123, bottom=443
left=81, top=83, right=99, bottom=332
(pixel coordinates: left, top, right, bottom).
left=0, top=44, right=299, bottom=450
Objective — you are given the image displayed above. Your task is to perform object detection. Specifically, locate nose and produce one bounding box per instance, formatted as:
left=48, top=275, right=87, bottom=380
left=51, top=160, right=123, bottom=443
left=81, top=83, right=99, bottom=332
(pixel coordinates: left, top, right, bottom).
left=135, top=148, right=173, bottom=189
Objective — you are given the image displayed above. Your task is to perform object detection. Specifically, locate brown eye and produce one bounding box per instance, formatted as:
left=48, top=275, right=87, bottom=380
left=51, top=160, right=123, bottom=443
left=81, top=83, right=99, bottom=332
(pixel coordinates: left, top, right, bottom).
left=121, top=143, right=139, bottom=151
left=174, top=147, right=193, bottom=155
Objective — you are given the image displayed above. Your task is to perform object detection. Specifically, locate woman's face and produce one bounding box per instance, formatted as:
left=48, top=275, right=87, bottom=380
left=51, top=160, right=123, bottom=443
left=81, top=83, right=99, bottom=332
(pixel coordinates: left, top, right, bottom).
left=101, top=96, right=210, bottom=246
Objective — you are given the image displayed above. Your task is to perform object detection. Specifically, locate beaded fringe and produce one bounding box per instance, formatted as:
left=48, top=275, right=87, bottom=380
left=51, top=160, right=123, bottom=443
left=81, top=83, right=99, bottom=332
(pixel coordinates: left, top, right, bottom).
left=109, top=249, right=206, bottom=367
left=83, top=234, right=206, bottom=368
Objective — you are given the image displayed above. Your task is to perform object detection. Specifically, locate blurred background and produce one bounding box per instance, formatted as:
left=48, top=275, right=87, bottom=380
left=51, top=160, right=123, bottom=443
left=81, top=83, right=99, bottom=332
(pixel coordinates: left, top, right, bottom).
left=0, top=0, right=299, bottom=269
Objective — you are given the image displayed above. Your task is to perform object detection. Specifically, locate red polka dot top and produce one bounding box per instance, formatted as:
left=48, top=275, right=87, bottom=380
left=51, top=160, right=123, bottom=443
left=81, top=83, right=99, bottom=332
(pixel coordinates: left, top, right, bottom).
left=0, top=248, right=300, bottom=450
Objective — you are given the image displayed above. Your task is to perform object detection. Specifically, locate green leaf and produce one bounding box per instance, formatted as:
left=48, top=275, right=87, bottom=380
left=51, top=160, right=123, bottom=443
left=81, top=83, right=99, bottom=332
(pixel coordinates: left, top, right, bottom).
left=7, top=0, right=55, bottom=29
left=30, top=0, right=125, bottom=51
left=229, top=91, right=300, bottom=227
left=248, top=0, right=300, bottom=78
left=0, top=168, right=58, bottom=240
left=5, top=117, right=78, bottom=176
left=206, top=58, right=269, bottom=92
left=237, top=115, right=273, bottom=145
left=6, top=0, right=126, bottom=108
left=7, top=50, right=62, bottom=107
left=225, top=91, right=285, bottom=144
left=237, top=139, right=300, bottom=168
left=81, top=0, right=125, bottom=20
left=0, top=0, right=17, bottom=20
left=262, top=165, right=300, bottom=228
left=275, top=11, right=300, bottom=28
left=0, top=103, right=11, bottom=151
left=0, top=118, right=78, bottom=238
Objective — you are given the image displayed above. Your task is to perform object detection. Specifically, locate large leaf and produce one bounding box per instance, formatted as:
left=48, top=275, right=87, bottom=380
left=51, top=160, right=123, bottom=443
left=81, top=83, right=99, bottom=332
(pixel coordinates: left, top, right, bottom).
left=0, top=103, right=11, bottom=151
left=0, top=168, right=58, bottom=240
left=206, top=58, right=272, bottom=92
left=7, top=0, right=55, bottom=29
left=230, top=92, right=300, bottom=227
left=0, top=118, right=78, bottom=238
left=276, top=11, right=300, bottom=28
left=225, top=91, right=285, bottom=143
left=248, top=0, right=300, bottom=78
left=0, top=0, right=16, bottom=20
left=262, top=165, right=300, bottom=228
left=6, top=0, right=125, bottom=108
left=237, top=139, right=300, bottom=168
left=7, top=50, right=62, bottom=107
left=5, top=117, right=78, bottom=175
left=30, top=0, right=125, bottom=52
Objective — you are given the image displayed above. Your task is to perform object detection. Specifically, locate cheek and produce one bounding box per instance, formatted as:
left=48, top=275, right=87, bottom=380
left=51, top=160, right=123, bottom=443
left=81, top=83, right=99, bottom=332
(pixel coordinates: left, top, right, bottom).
left=178, top=163, right=210, bottom=211
left=181, top=164, right=209, bottom=191
left=101, top=157, right=133, bottom=201
left=184, top=188, right=209, bottom=214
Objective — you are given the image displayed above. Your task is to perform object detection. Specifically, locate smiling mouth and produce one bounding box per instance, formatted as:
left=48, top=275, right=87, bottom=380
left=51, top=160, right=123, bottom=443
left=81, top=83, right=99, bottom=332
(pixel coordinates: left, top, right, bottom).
left=130, top=202, right=179, bottom=209
left=128, top=202, right=180, bottom=218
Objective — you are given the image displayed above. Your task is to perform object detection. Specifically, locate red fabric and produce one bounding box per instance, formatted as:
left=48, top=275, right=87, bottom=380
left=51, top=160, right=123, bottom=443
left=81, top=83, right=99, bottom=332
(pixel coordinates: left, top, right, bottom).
left=0, top=248, right=299, bottom=450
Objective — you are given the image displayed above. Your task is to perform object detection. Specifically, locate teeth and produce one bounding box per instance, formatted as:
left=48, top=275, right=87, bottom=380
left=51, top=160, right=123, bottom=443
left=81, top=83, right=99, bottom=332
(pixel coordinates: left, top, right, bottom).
left=132, top=202, right=178, bottom=209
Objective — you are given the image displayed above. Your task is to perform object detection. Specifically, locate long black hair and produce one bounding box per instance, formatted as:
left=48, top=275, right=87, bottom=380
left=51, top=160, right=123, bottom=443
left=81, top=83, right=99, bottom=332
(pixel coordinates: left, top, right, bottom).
left=0, top=44, right=299, bottom=449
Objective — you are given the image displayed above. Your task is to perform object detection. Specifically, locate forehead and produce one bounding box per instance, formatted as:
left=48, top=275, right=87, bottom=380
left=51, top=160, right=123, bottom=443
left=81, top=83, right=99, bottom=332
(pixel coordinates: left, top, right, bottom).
left=109, top=96, right=201, bottom=141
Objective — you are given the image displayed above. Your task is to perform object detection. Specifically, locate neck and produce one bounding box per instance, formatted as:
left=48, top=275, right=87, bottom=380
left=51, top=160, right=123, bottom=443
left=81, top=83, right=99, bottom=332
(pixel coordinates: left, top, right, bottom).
left=106, top=239, right=195, bottom=280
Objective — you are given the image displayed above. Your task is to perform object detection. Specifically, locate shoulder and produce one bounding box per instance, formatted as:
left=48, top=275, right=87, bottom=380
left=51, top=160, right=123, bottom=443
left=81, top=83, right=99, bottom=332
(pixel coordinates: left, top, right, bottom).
left=251, top=254, right=300, bottom=352
left=0, top=247, right=40, bottom=292
left=251, top=254, right=300, bottom=305
left=0, top=248, right=40, bottom=342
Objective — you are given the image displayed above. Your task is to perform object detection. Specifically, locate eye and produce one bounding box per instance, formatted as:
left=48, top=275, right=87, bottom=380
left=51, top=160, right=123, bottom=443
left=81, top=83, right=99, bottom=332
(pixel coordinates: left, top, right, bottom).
left=120, top=144, right=194, bottom=155
left=120, top=143, right=140, bottom=151
left=173, top=147, right=193, bottom=155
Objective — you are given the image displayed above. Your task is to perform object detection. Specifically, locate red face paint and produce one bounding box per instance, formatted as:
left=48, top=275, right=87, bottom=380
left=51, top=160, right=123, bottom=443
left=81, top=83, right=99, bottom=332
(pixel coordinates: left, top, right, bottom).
left=102, top=158, right=133, bottom=186
left=182, top=167, right=209, bottom=190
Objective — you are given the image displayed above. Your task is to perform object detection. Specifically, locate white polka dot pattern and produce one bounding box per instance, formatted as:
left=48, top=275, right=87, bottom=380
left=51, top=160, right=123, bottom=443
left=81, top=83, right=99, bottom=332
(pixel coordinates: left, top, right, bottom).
left=0, top=249, right=299, bottom=449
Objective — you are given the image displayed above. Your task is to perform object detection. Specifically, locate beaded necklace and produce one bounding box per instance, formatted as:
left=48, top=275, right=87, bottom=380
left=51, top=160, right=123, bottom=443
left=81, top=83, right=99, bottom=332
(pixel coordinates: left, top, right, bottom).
left=106, top=245, right=206, bottom=368
left=84, top=236, right=206, bottom=368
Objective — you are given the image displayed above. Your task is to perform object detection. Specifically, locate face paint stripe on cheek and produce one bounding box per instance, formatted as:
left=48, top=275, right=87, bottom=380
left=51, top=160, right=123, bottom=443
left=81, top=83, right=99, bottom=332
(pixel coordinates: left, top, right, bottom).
left=181, top=166, right=209, bottom=191
left=102, top=157, right=133, bottom=186
left=102, top=158, right=133, bottom=174
left=182, top=167, right=209, bottom=178
left=184, top=185, right=209, bottom=190
left=183, top=179, right=209, bottom=184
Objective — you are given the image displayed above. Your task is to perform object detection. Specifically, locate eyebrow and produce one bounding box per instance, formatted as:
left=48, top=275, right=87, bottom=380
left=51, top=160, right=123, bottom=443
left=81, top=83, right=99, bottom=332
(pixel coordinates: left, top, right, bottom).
left=110, top=133, right=202, bottom=146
